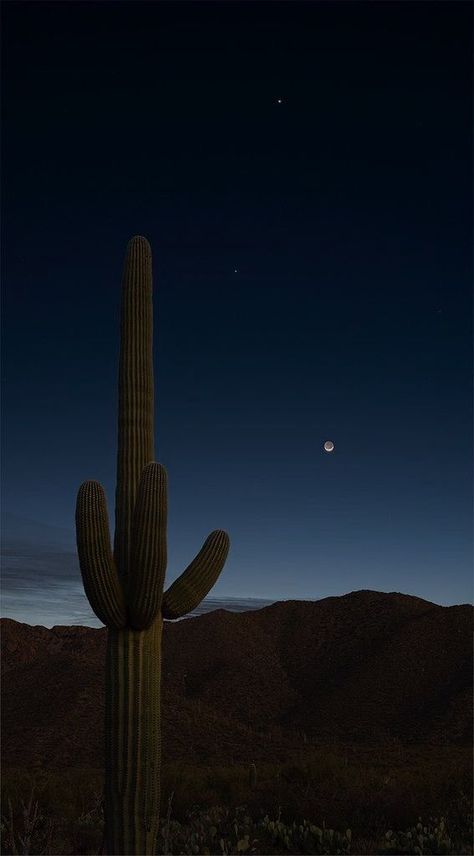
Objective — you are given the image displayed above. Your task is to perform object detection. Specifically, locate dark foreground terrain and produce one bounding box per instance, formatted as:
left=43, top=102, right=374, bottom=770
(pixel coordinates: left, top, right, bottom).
left=1, top=591, right=472, bottom=854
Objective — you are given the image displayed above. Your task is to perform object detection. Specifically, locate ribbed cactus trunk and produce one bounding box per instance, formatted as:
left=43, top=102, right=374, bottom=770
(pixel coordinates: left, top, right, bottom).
left=106, top=238, right=160, bottom=854
left=105, top=620, right=163, bottom=852
left=76, top=236, right=230, bottom=855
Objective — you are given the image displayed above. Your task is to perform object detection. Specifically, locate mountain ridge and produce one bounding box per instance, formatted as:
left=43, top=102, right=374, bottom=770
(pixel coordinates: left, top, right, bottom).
left=2, top=590, right=472, bottom=770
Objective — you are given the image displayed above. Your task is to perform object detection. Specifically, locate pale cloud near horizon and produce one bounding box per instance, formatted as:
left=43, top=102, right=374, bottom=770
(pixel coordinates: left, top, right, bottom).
left=1, top=513, right=277, bottom=626
left=1, top=543, right=275, bottom=628
left=1, top=545, right=93, bottom=626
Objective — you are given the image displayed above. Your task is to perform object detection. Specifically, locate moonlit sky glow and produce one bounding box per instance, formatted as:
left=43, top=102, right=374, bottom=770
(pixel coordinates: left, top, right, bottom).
left=2, top=2, right=472, bottom=626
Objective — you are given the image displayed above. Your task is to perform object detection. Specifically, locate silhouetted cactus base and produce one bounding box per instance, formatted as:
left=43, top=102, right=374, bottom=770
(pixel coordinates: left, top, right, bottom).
left=104, top=618, right=162, bottom=854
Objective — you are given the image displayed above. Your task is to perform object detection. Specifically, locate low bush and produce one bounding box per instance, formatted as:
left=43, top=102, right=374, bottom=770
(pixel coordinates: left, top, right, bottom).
left=1, top=751, right=472, bottom=855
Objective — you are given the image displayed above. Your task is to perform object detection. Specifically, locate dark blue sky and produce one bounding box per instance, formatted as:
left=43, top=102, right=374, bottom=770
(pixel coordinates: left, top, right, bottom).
left=2, top=1, right=472, bottom=625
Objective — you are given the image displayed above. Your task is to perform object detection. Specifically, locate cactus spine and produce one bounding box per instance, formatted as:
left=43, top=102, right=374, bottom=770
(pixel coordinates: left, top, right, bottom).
left=75, top=236, right=230, bottom=855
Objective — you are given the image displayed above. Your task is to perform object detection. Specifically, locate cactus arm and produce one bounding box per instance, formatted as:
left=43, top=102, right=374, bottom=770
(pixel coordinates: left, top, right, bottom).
left=128, top=462, right=168, bottom=629
left=161, top=530, right=230, bottom=620
left=75, top=480, right=128, bottom=628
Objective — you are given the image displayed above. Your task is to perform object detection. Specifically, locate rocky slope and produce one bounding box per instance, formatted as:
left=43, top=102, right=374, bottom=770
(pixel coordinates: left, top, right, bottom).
left=2, top=590, right=472, bottom=768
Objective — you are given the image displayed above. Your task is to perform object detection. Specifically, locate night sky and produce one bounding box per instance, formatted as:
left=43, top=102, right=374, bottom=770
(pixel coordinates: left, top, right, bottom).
left=2, top=1, right=472, bottom=626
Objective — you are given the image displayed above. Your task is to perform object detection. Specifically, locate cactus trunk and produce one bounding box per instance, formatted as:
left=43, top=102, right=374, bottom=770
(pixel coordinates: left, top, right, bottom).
left=108, top=236, right=160, bottom=854
left=114, top=236, right=154, bottom=582
left=105, top=619, right=162, bottom=854
left=76, top=236, right=230, bottom=855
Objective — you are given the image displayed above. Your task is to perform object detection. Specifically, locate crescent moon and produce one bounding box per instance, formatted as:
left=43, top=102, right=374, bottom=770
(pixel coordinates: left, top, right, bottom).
left=324, top=440, right=335, bottom=452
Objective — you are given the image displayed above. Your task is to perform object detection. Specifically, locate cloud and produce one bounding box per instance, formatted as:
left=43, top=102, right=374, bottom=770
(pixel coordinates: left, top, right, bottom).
left=1, top=515, right=276, bottom=627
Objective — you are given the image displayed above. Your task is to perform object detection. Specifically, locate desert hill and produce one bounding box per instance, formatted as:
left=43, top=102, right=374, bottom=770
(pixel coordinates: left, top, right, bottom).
left=1, top=590, right=472, bottom=769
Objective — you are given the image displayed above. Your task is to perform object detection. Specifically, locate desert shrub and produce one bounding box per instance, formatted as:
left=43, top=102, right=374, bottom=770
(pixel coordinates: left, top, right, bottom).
left=156, top=806, right=473, bottom=855
left=157, top=804, right=259, bottom=855
left=260, top=813, right=352, bottom=855
left=1, top=772, right=104, bottom=855
left=1, top=789, right=55, bottom=855
left=377, top=814, right=473, bottom=855
left=1, top=797, right=472, bottom=855
left=1, top=767, right=103, bottom=828
left=1, top=753, right=472, bottom=855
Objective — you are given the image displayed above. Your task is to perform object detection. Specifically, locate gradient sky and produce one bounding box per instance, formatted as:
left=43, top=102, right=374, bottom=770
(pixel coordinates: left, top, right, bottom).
left=2, top=1, right=472, bottom=626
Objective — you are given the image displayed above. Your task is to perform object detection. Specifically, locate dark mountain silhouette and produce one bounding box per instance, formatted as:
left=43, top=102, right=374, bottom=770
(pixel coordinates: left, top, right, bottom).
left=2, top=590, right=472, bottom=769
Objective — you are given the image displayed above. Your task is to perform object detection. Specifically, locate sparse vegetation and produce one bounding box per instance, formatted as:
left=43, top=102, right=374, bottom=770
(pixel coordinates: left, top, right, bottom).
left=1, top=797, right=471, bottom=855
left=2, top=752, right=472, bottom=855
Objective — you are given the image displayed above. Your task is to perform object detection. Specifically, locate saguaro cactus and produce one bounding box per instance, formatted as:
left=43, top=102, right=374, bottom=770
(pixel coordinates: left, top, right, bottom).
left=75, top=236, right=230, bottom=855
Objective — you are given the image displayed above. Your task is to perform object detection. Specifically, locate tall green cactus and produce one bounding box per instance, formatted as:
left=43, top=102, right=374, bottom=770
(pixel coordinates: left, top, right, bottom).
left=75, top=236, right=230, bottom=855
